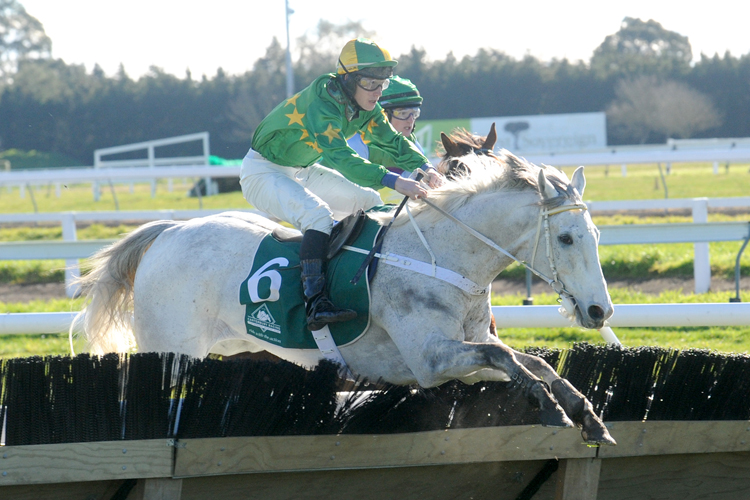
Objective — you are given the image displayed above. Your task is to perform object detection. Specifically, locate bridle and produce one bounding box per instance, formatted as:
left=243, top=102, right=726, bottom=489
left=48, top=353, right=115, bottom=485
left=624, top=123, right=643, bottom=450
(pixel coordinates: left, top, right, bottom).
left=417, top=197, right=588, bottom=300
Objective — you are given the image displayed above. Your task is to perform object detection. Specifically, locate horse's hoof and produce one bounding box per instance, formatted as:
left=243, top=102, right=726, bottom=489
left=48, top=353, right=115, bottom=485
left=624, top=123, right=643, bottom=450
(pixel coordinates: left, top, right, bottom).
left=581, top=426, right=617, bottom=446
left=539, top=404, right=575, bottom=428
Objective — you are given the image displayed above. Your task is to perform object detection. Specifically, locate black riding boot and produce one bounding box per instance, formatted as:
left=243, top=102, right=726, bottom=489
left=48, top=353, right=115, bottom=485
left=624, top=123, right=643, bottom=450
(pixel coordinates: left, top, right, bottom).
left=300, top=230, right=357, bottom=331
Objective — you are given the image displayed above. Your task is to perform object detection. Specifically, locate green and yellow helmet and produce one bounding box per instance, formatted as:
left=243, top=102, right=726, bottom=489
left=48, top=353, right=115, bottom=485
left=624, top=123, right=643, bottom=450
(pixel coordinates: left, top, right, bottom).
left=337, top=38, right=397, bottom=79
left=378, top=76, right=422, bottom=109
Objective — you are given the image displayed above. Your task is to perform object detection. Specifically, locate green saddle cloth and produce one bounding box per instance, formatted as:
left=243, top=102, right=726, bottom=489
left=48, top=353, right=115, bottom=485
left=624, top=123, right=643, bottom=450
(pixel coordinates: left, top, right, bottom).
left=239, top=217, right=381, bottom=349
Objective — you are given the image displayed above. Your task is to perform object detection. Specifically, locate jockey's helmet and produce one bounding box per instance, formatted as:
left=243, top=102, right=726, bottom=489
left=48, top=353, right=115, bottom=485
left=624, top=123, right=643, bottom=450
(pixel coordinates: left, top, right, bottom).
left=337, top=38, right=397, bottom=79
left=378, top=76, right=423, bottom=110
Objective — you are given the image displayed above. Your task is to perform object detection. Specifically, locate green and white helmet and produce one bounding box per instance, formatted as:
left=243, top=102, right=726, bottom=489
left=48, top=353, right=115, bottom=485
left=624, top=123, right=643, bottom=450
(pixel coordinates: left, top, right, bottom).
left=378, top=76, right=422, bottom=109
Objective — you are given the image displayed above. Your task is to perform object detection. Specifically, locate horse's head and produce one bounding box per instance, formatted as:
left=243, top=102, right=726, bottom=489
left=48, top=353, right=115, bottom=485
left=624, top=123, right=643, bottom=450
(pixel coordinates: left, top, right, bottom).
left=434, top=129, right=613, bottom=330
left=532, top=163, right=613, bottom=329
left=380, top=125, right=612, bottom=330
left=438, top=123, right=497, bottom=179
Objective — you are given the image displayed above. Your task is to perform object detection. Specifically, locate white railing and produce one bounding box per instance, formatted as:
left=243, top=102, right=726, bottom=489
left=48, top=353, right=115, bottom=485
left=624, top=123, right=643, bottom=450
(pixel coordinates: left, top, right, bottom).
left=94, top=132, right=212, bottom=198
left=0, top=208, right=269, bottom=296
left=1, top=199, right=746, bottom=295
left=94, top=132, right=210, bottom=169
left=587, top=196, right=750, bottom=214
left=0, top=218, right=746, bottom=297
left=591, top=197, right=750, bottom=294
left=0, top=165, right=239, bottom=184
left=492, top=303, right=750, bottom=328
left=524, top=146, right=750, bottom=170
left=2, top=303, right=749, bottom=336
left=0, top=145, right=748, bottom=191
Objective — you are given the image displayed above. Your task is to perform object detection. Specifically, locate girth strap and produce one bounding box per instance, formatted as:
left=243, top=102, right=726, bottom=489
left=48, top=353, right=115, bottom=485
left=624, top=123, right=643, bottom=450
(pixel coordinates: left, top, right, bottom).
left=343, top=245, right=489, bottom=296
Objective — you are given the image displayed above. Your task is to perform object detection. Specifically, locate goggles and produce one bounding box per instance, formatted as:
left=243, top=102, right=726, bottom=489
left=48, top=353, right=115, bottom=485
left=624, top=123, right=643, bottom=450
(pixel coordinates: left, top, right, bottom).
left=356, top=76, right=390, bottom=92
left=390, top=107, right=421, bottom=120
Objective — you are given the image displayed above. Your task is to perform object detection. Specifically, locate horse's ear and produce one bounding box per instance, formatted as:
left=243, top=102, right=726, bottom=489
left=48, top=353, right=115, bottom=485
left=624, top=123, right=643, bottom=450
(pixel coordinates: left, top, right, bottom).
left=441, top=132, right=462, bottom=157
left=571, top=166, right=586, bottom=198
left=482, top=123, right=497, bottom=150
left=538, top=169, right=558, bottom=200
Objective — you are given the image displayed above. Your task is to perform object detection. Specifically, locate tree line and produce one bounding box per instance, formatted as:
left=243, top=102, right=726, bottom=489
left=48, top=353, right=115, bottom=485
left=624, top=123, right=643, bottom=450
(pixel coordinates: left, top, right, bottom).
left=0, top=7, right=749, bottom=166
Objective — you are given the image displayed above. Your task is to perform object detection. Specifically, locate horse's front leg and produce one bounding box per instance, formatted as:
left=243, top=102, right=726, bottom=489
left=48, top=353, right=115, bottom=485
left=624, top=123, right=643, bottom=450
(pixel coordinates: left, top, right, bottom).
left=414, top=336, right=574, bottom=429
left=513, top=351, right=617, bottom=446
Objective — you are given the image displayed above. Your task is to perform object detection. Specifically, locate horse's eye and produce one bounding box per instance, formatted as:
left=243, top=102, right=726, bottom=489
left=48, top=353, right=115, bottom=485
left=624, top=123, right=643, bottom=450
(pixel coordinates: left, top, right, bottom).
left=558, top=234, right=574, bottom=245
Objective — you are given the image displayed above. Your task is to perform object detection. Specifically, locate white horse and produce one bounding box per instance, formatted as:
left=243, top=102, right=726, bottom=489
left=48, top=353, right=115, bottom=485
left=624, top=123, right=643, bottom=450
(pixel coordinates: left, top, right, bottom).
left=74, top=127, right=615, bottom=445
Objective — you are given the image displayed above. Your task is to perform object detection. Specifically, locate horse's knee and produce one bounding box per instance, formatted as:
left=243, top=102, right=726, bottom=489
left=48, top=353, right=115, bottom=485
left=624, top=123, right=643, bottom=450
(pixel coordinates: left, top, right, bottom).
left=514, top=351, right=558, bottom=382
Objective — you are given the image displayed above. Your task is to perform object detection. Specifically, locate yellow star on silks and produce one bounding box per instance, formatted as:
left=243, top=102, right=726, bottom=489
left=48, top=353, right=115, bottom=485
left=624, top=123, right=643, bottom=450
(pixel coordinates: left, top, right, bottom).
left=366, top=119, right=379, bottom=135
left=285, top=107, right=305, bottom=126
left=285, top=94, right=300, bottom=107
left=320, top=123, right=342, bottom=144
left=299, top=129, right=309, bottom=140
left=305, top=140, right=323, bottom=153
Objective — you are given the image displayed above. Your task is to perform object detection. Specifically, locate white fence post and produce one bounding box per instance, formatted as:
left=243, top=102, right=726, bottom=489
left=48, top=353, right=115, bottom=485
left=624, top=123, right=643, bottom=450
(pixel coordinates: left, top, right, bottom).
left=148, top=143, right=157, bottom=197
left=693, top=198, right=710, bottom=293
left=61, top=214, right=81, bottom=298
left=621, top=164, right=627, bottom=177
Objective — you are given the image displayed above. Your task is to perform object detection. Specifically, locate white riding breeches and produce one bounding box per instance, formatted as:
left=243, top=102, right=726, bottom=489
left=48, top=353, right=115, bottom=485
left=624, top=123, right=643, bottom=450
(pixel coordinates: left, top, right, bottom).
left=239, top=149, right=383, bottom=234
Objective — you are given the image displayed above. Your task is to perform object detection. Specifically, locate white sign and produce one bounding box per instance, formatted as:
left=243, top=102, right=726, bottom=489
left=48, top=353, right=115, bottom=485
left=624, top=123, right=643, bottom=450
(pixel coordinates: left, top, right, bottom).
left=472, top=112, right=606, bottom=154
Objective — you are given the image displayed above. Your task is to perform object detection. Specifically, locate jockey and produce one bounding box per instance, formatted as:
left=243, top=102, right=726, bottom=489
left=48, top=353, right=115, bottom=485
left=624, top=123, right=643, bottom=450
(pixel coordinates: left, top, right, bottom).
left=347, top=75, right=425, bottom=177
left=240, top=38, right=445, bottom=331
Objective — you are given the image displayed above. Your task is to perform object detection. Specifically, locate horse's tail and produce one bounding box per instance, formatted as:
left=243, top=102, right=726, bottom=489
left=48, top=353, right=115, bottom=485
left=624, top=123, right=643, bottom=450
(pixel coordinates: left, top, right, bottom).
left=71, top=220, right=180, bottom=355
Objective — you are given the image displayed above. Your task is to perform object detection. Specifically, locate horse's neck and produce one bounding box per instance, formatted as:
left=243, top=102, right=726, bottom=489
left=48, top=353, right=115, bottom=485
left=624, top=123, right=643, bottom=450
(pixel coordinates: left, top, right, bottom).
left=386, top=191, right=541, bottom=287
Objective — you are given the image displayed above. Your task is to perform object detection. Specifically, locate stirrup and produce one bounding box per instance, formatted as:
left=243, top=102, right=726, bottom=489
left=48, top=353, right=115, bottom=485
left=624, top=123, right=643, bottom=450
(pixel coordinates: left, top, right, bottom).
left=307, top=295, right=357, bottom=331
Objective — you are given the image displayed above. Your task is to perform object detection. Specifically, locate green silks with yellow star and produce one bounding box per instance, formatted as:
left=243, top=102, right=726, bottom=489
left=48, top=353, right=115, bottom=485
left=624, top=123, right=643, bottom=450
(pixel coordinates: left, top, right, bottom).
left=250, top=74, right=429, bottom=189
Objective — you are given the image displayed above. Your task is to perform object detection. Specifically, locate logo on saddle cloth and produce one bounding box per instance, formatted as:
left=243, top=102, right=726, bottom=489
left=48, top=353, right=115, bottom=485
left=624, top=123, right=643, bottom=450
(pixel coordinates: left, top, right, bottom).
left=239, top=217, right=382, bottom=349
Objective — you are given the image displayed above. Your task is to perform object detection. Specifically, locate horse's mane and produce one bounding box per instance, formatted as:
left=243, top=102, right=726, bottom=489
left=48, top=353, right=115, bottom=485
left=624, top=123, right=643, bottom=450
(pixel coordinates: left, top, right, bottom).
left=370, top=134, right=578, bottom=227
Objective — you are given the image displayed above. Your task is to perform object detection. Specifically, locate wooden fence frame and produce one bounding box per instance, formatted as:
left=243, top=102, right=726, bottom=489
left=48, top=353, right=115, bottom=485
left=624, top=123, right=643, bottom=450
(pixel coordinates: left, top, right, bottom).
left=2, top=420, right=749, bottom=499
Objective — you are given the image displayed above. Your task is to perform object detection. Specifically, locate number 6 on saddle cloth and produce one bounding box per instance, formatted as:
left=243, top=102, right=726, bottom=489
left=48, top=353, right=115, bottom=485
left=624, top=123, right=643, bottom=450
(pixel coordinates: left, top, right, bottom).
left=239, top=210, right=376, bottom=351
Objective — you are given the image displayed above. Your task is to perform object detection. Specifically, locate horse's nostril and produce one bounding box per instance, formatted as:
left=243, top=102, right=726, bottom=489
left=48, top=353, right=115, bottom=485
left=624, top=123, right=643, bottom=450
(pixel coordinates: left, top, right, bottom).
left=588, top=305, right=604, bottom=321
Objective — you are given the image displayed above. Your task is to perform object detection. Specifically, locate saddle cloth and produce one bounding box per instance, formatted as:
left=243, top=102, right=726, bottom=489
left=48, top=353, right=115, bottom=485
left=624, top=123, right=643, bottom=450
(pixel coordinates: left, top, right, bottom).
left=239, top=216, right=382, bottom=349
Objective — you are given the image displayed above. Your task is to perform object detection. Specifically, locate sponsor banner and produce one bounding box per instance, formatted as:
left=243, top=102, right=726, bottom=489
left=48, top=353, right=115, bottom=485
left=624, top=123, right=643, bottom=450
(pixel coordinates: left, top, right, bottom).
left=418, top=112, right=606, bottom=157
left=473, top=112, right=606, bottom=154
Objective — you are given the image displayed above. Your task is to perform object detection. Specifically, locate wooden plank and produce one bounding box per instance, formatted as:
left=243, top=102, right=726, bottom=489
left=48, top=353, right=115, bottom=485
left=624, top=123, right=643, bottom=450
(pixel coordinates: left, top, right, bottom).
left=598, top=452, right=750, bottom=500
left=177, top=460, right=558, bottom=500
left=0, top=440, right=173, bottom=486
left=134, top=478, right=183, bottom=500
left=598, top=421, right=750, bottom=458
left=0, top=479, right=127, bottom=500
left=174, top=425, right=596, bottom=478
left=555, top=458, right=601, bottom=500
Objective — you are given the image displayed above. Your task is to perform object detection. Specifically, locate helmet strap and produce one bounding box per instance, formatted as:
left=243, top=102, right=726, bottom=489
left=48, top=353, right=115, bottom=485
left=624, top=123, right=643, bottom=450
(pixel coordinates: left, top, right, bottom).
left=338, top=58, right=352, bottom=75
